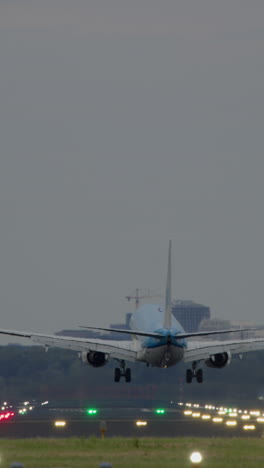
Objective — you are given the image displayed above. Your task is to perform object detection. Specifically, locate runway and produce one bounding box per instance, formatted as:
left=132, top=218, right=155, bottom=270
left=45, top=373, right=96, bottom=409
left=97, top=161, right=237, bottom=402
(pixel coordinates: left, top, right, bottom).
left=0, top=405, right=262, bottom=438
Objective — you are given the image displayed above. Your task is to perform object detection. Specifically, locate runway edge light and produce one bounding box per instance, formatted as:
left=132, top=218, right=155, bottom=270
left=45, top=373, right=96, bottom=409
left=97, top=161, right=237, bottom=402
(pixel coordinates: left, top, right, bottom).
left=87, top=408, right=98, bottom=415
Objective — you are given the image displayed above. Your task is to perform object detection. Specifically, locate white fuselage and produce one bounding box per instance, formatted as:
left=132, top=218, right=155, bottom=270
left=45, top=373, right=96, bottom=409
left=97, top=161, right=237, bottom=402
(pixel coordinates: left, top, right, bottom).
left=130, top=304, right=187, bottom=368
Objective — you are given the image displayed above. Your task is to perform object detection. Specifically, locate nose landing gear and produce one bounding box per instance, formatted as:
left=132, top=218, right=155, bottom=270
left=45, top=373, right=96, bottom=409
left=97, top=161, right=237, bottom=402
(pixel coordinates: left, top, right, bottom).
left=186, top=361, right=203, bottom=383
left=114, top=360, right=131, bottom=383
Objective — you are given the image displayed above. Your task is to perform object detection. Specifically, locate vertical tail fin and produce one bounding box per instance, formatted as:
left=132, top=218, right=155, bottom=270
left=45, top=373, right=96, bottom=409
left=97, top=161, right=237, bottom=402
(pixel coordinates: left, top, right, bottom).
left=163, top=240, right=172, bottom=329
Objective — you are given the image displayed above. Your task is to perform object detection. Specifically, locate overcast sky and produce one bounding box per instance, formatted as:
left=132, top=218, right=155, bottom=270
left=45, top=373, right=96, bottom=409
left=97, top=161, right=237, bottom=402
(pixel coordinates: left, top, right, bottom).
left=0, top=1, right=264, bottom=340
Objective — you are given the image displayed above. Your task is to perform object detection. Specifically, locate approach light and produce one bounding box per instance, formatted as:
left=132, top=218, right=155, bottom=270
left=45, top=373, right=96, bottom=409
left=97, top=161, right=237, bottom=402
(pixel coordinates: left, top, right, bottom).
left=212, top=417, right=223, bottom=423
left=136, top=420, right=147, bottom=427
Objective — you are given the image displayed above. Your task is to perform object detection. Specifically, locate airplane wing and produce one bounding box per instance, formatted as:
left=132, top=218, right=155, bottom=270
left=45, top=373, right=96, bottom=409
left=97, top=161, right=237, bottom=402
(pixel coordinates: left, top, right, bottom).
left=0, top=329, right=138, bottom=362
left=184, top=337, right=264, bottom=363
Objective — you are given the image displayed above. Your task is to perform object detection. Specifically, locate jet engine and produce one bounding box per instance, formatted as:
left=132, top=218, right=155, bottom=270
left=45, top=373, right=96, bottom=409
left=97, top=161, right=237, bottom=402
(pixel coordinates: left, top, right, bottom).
left=205, top=351, right=231, bottom=369
left=81, top=351, right=108, bottom=367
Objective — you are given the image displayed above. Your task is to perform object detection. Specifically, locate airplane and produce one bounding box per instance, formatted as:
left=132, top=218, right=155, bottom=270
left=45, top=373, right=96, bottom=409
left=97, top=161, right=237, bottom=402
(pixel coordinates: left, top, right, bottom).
left=0, top=241, right=264, bottom=384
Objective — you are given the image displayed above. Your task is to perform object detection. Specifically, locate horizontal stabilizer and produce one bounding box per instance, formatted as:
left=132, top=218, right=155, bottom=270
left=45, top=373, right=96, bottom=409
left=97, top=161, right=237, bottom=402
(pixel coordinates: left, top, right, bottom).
left=79, top=326, right=163, bottom=339
left=80, top=326, right=259, bottom=341
left=174, top=327, right=259, bottom=340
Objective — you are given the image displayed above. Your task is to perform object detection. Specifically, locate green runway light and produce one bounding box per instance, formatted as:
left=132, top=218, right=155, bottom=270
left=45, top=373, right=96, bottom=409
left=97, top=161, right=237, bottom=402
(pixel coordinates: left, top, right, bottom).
left=155, top=408, right=166, bottom=414
left=87, top=408, right=98, bottom=415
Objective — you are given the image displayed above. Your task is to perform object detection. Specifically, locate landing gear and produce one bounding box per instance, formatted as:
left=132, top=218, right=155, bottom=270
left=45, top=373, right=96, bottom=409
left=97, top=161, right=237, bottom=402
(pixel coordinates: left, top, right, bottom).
left=196, top=368, right=203, bottom=383
left=114, top=368, right=121, bottom=382
left=125, top=368, right=131, bottom=383
left=186, top=369, right=193, bottom=383
left=186, top=362, right=203, bottom=384
left=114, top=360, right=131, bottom=383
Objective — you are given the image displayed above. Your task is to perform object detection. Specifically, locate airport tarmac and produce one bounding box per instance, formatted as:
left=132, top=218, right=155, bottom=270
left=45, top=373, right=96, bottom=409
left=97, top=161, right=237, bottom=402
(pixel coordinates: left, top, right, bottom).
left=0, top=419, right=261, bottom=438
left=0, top=406, right=262, bottom=438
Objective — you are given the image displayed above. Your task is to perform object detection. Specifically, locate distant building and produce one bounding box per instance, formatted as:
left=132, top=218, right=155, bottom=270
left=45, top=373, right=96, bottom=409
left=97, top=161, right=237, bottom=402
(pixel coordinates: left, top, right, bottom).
left=110, top=313, right=131, bottom=330
left=230, top=320, right=261, bottom=340
left=109, top=313, right=132, bottom=339
left=172, top=300, right=211, bottom=333
left=199, top=318, right=262, bottom=341
left=55, top=328, right=101, bottom=339
left=56, top=313, right=132, bottom=341
left=199, top=317, right=232, bottom=341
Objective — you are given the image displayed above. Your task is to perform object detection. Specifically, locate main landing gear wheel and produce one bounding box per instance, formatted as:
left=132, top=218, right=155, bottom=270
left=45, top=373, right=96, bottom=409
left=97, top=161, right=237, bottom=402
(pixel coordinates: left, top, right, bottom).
left=196, top=369, right=203, bottom=383
left=186, top=362, right=203, bottom=383
left=114, top=368, right=121, bottom=382
left=186, top=369, right=193, bottom=383
left=125, top=368, right=131, bottom=383
left=114, top=360, right=132, bottom=383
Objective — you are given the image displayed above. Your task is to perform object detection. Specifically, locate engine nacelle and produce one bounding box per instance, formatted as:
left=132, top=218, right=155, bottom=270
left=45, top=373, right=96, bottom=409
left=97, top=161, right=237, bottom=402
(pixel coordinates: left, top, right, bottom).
left=81, top=351, right=108, bottom=368
left=205, top=351, right=231, bottom=369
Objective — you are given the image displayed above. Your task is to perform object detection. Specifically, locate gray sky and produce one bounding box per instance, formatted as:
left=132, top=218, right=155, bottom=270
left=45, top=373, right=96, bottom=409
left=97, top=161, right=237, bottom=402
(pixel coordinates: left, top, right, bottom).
left=0, top=1, right=264, bottom=338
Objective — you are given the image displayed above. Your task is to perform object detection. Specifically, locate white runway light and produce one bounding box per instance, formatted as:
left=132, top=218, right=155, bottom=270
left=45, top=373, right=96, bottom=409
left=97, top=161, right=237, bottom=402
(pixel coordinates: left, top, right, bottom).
left=226, top=420, right=237, bottom=426
left=243, top=425, right=256, bottom=431
left=54, top=420, right=66, bottom=427
left=190, top=452, right=203, bottom=464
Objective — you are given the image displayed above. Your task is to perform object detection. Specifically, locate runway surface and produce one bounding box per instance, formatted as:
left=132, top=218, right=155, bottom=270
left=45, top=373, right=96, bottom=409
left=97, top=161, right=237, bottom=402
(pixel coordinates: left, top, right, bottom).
left=0, top=406, right=262, bottom=438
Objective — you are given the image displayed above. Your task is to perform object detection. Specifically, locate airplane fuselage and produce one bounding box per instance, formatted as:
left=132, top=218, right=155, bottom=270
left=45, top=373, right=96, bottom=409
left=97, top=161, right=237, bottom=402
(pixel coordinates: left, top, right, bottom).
left=130, top=304, right=187, bottom=368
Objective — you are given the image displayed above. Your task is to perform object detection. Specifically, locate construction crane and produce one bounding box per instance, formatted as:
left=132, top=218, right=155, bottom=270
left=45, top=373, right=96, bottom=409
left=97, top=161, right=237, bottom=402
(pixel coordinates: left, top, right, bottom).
left=126, top=288, right=163, bottom=310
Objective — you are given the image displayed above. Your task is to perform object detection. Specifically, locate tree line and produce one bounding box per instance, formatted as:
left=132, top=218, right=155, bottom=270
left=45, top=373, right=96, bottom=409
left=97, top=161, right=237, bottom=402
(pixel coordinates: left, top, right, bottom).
left=0, top=345, right=263, bottom=407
